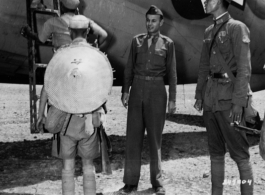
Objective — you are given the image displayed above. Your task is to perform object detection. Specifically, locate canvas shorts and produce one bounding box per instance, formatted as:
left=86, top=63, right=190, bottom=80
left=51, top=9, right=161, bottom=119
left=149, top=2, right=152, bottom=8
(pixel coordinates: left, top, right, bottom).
left=52, top=124, right=100, bottom=160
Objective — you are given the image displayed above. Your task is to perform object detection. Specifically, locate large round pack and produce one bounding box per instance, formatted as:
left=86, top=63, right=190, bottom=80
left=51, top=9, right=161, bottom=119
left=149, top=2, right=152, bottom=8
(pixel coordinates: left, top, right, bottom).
left=45, top=42, right=113, bottom=114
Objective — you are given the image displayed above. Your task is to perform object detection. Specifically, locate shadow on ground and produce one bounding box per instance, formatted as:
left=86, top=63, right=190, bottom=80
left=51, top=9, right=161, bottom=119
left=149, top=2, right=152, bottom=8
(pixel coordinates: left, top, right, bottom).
left=0, top=130, right=209, bottom=190
left=165, top=113, right=260, bottom=147
left=166, top=113, right=205, bottom=127
left=0, top=193, right=41, bottom=195
left=0, top=193, right=104, bottom=195
left=0, top=114, right=260, bottom=191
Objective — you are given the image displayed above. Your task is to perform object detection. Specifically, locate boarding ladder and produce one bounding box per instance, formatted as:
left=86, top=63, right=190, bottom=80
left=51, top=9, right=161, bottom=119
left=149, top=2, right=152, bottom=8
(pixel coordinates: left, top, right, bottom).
left=26, top=0, right=61, bottom=133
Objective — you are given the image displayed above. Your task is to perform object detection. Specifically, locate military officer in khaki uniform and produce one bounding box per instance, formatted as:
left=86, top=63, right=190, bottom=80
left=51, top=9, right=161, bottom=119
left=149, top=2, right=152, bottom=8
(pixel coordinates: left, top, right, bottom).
left=120, top=5, right=177, bottom=195
left=194, top=0, right=253, bottom=194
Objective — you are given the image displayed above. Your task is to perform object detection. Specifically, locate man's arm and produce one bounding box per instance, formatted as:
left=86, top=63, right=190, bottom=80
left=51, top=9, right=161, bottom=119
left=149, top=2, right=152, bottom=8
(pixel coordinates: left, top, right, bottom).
left=195, top=38, right=210, bottom=101
left=194, top=32, right=211, bottom=111
left=37, top=18, right=55, bottom=44
left=229, top=23, right=252, bottom=122
left=166, top=41, right=177, bottom=113
left=121, top=38, right=136, bottom=108
left=21, top=18, right=53, bottom=44
left=36, top=86, right=48, bottom=133
left=231, top=24, right=251, bottom=107
left=21, top=25, right=42, bottom=43
left=89, top=20, right=108, bottom=47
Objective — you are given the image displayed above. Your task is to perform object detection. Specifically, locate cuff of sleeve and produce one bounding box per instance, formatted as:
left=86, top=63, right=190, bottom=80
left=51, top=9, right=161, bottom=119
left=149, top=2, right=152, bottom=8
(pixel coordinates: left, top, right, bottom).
left=169, top=93, right=176, bottom=102
left=121, top=86, right=130, bottom=94
left=195, top=91, right=202, bottom=100
left=232, top=97, right=248, bottom=107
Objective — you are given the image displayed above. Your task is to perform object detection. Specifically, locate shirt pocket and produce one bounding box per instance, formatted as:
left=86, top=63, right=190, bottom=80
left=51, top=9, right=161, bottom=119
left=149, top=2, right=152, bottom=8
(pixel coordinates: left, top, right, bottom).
left=136, top=46, right=146, bottom=63
left=216, top=35, right=230, bottom=54
left=154, top=48, right=167, bottom=65
left=217, top=81, right=233, bottom=100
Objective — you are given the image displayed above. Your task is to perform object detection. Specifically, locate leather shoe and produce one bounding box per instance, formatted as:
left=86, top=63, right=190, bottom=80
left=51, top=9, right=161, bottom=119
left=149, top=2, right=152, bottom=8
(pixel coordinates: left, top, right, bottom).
left=153, top=186, right=166, bottom=195
left=119, top=184, right=138, bottom=193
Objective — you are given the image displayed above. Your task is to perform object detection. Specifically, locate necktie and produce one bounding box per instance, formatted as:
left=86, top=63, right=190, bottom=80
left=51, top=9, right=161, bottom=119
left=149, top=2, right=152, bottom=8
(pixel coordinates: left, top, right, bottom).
left=148, top=36, right=153, bottom=48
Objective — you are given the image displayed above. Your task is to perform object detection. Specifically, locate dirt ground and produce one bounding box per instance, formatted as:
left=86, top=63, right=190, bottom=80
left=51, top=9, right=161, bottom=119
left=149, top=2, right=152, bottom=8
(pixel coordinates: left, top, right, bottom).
left=0, top=83, right=265, bottom=195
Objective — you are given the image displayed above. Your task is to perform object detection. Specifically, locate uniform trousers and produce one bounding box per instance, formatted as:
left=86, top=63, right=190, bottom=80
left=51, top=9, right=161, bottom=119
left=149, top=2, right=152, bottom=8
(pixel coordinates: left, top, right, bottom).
left=123, top=77, right=167, bottom=187
left=203, top=110, right=253, bottom=195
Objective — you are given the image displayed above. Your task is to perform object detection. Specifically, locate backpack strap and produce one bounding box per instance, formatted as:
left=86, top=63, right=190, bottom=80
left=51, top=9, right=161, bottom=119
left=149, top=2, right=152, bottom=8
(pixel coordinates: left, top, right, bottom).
left=209, top=20, right=229, bottom=57
left=214, top=47, right=236, bottom=83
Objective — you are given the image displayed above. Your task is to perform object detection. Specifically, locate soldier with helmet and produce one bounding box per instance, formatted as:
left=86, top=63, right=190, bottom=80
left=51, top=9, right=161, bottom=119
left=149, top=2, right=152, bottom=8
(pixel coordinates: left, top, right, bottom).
left=120, top=5, right=177, bottom=195
left=194, top=0, right=254, bottom=194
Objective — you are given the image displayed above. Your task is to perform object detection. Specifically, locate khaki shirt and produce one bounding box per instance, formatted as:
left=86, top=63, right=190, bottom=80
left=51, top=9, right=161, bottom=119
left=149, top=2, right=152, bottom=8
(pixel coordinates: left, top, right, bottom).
left=195, top=13, right=251, bottom=112
left=122, top=33, right=177, bottom=101
left=38, top=13, right=74, bottom=48
left=38, top=13, right=102, bottom=49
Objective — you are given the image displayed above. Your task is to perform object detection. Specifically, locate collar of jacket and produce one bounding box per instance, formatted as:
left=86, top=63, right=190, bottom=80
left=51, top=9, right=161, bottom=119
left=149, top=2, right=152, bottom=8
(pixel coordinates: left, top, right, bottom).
left=147, top=32, right=160, bottom=39
left=213, top=12, right=230, bottom=25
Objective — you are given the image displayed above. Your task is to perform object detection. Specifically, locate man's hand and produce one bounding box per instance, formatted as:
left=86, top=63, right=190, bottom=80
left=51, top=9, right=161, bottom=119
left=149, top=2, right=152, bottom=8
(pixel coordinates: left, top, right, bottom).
left=194, top=99, right=203, bottom=112
left=229, top=104, right=243, bottom=123
left=121, top=93, right=129, bottom=109
left=36, top=115, right=46, bottom=134
left=37, top=86, right=48, bottom=133
left=20, top=25, right=31, bottom=38
left=168, top=101, right=176, bottom=114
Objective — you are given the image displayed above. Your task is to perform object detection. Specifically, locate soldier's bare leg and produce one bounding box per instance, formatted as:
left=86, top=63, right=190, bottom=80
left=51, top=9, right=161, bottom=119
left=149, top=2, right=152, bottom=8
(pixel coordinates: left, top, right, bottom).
left=82, top=159, right=96, bottom=195
left=62, top=159, right=75, bottom=195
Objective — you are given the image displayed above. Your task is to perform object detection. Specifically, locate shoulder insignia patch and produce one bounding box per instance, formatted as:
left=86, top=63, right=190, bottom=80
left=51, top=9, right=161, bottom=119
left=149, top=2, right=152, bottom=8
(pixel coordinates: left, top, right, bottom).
left=242, top=35, right=250, bottom=43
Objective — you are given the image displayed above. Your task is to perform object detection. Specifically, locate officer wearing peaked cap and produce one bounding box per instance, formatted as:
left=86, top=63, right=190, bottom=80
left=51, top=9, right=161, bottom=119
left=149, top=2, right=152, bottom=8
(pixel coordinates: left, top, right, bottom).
left=146, top=5, right=163, bottom=16
left=120, top=5, right=177, bottom=195
left=194, top=0, right=254, bottom=194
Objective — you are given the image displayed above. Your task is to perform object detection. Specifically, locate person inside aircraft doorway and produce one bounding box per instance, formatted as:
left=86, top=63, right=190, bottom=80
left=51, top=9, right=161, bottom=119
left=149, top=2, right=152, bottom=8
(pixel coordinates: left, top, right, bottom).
left=120, top=5, right=177, bottom=195
left=194, top=0, right=254, bottom=194
left=21, top=0, right=108, bottom=50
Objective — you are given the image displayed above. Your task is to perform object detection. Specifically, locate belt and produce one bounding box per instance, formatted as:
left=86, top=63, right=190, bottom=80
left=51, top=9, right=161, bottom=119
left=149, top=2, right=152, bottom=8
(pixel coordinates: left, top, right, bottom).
left=210, top=72, right=237, bottom=79
left=134, top=75, right=163, bottom=81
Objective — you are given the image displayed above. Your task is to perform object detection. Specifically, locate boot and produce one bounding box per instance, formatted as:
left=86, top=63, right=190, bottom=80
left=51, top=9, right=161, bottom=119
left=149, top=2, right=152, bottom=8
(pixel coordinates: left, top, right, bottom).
left=211, top=156, right=225, bottom=195
left=237, top=160, right=253, bottom=195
